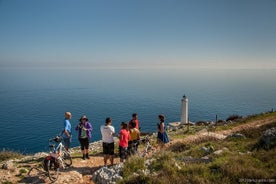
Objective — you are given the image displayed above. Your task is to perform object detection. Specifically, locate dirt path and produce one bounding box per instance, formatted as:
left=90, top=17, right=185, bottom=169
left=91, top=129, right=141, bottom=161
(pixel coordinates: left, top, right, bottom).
left=171, top=115, right=276, bottom=144
left=64, top=155, right=121, bottom=184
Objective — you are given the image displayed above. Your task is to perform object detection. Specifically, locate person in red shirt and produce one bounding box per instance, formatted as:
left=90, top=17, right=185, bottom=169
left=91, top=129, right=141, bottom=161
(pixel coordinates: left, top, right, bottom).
left=128, top=113, right=140, bottom=130
left=118, top=122, right=130, bottom=162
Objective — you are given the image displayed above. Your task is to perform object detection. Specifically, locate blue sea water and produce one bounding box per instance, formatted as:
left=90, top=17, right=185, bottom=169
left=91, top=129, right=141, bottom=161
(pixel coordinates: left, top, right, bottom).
left=0, top=67, right=275, bottom=153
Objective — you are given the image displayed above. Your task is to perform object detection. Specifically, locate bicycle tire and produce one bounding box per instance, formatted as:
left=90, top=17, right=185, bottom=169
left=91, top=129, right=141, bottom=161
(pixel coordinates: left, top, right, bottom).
left=47, top=159, right=59, bottom=182
left=26, top=166, right=44, bottom=183
left=62, top=151, right=72, bottom=166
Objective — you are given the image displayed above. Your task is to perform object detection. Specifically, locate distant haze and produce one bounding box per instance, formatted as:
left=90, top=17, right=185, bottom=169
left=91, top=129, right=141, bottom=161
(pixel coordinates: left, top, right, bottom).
left=0, top=0, right=276, bottom=69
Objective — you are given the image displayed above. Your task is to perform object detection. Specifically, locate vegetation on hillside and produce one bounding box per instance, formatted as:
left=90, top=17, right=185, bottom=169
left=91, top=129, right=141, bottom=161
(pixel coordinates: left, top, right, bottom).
left=0, top=112, right=275, bottom=184
left=118, top=112, right=276, bottom=184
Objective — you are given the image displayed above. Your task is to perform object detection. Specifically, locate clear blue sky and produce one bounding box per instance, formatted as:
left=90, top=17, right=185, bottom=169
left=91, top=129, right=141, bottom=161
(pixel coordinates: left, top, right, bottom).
left=0, top=0, right=275, bottom=69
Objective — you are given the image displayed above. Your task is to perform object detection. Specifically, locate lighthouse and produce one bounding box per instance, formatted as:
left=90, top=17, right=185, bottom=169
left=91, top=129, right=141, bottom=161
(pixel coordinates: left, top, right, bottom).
left=181, top=95, right=188, bottom=124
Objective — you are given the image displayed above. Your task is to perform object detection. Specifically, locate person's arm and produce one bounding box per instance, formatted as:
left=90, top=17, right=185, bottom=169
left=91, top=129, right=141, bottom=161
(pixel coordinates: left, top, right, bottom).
left=75, top=124, right=80, bottom=131
left=118, top=130, right=123, bottom=140
left=64, top=129, right=71, bottom=137
left=111, top=127, right=115, bottom=136
left=64, top=121, right=71, bottom=137
left=86, top=123, right=92, bottom=132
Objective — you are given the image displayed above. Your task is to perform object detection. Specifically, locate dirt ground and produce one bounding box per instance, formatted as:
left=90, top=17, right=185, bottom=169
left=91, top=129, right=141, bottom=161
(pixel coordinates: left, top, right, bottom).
left=70, top=154, right=120, bottom=184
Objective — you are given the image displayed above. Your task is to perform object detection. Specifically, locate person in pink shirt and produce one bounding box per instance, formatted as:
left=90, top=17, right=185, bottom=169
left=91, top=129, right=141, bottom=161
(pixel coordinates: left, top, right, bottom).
left=118, top=122, right=130, bottom=162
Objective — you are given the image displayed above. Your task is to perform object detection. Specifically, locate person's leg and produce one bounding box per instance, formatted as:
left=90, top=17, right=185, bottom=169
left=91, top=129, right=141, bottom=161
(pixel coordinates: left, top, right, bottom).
left=79, top=139, right=85, bottom=159
left=64, top=137, right=70, bottom=151
left=103, top=142, right=108, bottom=166
left=119, top=146, right=123, bottom=162
left=110, top=155, right=114, bottom=165
left=122, top=147, right=128, bottom=162
left=103, top=154, right=108, bottom=166
left=85, top=138, right=90, bottom=159
left=109, top=143, right=114, bottom=165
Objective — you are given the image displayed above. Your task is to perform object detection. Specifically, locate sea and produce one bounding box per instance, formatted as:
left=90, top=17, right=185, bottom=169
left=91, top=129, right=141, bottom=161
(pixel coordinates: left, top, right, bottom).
left=0, top=67, right=275, bottom=154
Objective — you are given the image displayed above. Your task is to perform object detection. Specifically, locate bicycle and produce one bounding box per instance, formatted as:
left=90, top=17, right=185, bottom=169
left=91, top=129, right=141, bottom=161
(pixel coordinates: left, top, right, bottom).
left=28, top=135, right=72, bottom=182
left=129, top=136, right=152, bottom=158
left=140, top=136, right=152, bottom=157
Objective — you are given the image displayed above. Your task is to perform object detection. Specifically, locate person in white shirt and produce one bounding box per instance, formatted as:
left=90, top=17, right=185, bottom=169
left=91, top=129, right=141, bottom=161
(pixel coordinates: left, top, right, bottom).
left=100, top=117, right=115, bottom=166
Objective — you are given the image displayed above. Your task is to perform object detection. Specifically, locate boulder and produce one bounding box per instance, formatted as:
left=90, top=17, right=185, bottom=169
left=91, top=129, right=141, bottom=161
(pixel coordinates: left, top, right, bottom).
left=226, top=133, right=246, bottom=140
left=2, top=160, right=16, bottom=171
left=255, top=127, right=276, bottom=150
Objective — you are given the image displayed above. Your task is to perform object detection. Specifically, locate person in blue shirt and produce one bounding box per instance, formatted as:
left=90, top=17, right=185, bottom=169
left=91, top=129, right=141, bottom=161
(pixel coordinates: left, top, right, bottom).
left=63, top=112, right=72, bottom=151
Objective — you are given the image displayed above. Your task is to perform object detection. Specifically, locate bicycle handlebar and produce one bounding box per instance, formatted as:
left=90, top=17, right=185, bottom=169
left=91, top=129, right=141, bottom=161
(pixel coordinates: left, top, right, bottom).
left=49, top=135, right=62, bottom=143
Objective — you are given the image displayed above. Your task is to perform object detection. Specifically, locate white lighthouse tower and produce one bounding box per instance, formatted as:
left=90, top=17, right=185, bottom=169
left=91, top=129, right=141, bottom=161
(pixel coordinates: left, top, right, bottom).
left=181, top=95, right=188, bottom=124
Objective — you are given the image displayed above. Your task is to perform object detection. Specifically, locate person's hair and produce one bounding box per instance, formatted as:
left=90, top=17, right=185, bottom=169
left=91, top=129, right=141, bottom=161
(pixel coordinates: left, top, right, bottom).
left=121, top=122, right=128, bottom=129
left=130, top=121, right=136, bottom=129
left=132, top=113, right=137, bottom=117
left=158, top=114, right=165, bottom=122
left=105, top=117, right=112, bottom=125
left=65, top=112, right=71, bottom=118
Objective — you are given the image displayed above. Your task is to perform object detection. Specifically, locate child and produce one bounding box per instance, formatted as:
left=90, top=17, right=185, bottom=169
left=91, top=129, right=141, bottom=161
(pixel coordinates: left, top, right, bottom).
left=118, top=122, right=130, bottom=162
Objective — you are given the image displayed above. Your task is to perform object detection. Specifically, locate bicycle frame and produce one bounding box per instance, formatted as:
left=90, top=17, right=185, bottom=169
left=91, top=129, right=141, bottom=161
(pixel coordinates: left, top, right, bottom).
left=48, top=136, right=71, bottom=169
left=141, top=137, right=151, bottom=157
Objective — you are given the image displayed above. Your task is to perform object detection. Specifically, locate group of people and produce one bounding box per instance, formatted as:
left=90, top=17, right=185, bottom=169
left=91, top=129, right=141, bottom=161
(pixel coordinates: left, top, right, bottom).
left=61, top=112, right=170, bottom=166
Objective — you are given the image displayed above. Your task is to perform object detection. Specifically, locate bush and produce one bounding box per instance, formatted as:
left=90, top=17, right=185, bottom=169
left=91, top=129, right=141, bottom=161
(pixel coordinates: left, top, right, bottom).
left=226, top=114, right=242, bottom=122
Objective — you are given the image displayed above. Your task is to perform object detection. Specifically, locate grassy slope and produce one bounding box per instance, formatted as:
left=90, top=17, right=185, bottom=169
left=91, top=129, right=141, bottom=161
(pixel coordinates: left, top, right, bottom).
left=119, top=112, right=276, bottom=184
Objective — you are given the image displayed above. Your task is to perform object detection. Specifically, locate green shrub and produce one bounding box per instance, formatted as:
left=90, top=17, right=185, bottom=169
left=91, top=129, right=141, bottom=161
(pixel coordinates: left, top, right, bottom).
left=226, top=114, right=242, bottom=122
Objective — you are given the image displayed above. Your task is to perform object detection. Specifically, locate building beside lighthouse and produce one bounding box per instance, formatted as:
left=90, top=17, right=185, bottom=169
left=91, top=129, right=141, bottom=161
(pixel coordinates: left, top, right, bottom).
left=181, top=95, right=188, bottom=124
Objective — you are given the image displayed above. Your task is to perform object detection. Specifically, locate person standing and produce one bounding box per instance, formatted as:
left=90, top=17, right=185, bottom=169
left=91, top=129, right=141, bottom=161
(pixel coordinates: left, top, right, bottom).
left=157, top=114, right=170, bottom=149
left=128, top=113, right=140, bottom=130
left=100, top=117, right=115, bottom=167
left=75, top=115, right=93, bottom=160
left=118, top=122, right=130, bottom=163
left=128, top=121, right=140, bottom=156
left=63, top=112, right=72, bottom=151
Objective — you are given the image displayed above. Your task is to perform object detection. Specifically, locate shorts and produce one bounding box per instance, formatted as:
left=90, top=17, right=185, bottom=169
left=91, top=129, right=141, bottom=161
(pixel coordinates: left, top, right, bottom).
left=102, top=142, right=114, bottom=155
left=63, top=136, right=71, bottom=149
left=119, top=146, right=128, bottom=160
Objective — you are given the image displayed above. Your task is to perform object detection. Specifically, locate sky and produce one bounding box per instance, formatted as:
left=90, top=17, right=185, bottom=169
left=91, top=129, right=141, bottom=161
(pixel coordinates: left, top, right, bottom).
left=0, top=0, right=275, bottom=69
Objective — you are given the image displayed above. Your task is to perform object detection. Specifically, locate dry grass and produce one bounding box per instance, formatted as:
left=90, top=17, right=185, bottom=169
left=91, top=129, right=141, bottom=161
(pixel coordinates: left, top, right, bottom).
left=119, top=112, right=276, bottom=184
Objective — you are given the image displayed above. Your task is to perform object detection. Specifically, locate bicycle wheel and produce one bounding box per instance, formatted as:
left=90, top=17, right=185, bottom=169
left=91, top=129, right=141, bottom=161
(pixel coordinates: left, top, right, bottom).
left=46, top=159, right=59, bottom=182
left=62, top=151, right=72, bottom=166
left=26, top=166, right=44, bottom=183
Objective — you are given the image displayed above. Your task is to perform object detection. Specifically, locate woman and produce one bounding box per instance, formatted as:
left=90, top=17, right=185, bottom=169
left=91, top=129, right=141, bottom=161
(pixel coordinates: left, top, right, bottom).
left=75, top=115, right=92, bottom=160
left=157, top=114, right=170, bottom=149
left=118, top=122, right=130, bottom=162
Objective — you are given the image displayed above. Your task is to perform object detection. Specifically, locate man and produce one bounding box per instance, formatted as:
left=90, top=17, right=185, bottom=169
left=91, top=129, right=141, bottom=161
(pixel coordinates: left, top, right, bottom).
left=63, top=112, right=72, bottom=151
left=128, top=113, right=140, bottom=130
left=100, top=117, right=115, bottom=166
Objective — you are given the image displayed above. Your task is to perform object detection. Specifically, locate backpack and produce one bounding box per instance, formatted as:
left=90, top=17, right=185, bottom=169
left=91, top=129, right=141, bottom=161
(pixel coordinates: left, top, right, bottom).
left=43, top=156, right=60, bottom=171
